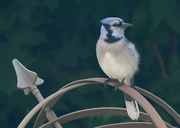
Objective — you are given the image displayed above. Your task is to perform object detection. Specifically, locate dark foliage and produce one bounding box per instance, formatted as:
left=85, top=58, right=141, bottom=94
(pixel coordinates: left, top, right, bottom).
left=0, top=0, right=179, bottom=127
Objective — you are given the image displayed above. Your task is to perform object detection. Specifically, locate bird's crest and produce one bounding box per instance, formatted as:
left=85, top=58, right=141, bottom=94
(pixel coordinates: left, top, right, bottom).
left=100, top=17, right=122, bottom=25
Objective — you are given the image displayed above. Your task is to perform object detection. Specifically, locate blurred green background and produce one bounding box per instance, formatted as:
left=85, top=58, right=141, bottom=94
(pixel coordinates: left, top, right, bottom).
left=0, top=0, right=180, bottom=127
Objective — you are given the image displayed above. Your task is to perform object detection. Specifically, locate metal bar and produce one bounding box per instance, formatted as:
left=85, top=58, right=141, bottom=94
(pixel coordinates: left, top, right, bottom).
left=18, top=78, right=172, bottom=128
left=40, top=108, right=151, bottom=127
left=136, top=87, right=180, bottom=125
left=95, top=122, right=154, bottom=128
left=33, top=82, right=98, bottom=128
left=18, top=82, right=92, bottom=128
left=39, top=107, right=173, bottom=128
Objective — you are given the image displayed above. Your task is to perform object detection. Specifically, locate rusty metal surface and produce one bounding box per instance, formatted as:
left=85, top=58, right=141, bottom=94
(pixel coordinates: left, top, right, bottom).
left=33, top=78, right=168, bottom=128
left=33, top=82, right=95, bottom=128
left=39, top=107, right=174, bottom=128
left=136, top=87, right=180, bottom=125
left=33, top=95, right=63, bottom=128
left=39, top=107, right=151, bottom=128
left=95, top=122, right=155, bottom=128
left=18, top=78, right=177, bottom=128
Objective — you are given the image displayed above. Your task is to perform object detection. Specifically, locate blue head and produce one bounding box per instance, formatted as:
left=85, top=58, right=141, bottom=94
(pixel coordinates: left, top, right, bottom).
left=99, top=17, right=133, bottom=43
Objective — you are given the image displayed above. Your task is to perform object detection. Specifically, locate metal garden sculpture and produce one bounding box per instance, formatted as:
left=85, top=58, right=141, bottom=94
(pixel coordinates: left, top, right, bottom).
left=13, top=59, right=180, bottom=128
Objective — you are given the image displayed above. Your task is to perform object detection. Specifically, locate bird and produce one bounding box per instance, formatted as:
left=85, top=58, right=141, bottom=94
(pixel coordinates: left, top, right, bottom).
left=96, top=17, right=140, bottom=120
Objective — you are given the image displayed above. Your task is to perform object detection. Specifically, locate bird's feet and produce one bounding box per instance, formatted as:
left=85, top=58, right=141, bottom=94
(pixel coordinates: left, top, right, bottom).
left=104, top=78, right=118, bottom=87
left=114, top=78, right=125, bottom=91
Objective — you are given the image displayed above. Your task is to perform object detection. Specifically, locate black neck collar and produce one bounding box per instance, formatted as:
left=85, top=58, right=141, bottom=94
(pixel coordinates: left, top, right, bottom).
left=104, top=36, right=123, bottom=43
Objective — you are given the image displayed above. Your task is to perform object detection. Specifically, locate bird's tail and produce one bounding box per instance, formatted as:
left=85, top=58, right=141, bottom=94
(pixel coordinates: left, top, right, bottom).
left=123, top=78, right=139, bottom=120
left=124, top=93, right=139, bottom=120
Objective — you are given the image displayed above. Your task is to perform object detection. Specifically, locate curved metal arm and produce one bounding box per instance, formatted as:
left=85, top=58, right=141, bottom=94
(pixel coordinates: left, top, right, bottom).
left=95, top=122, right=154, bottom=128
left=35, top=78, right=180, bottom=128
left=18, top=78, right=169, bottom=128
left=136, top=87, right=180, bottom=124
left=39, top=107, right=174, bottom=128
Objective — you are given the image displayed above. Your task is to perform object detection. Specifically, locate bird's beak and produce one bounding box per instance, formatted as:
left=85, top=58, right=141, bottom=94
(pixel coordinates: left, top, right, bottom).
left=121, top=22, right=133, bottom=28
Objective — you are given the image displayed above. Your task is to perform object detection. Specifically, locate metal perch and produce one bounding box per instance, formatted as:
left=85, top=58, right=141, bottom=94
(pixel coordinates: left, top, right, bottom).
left=12, top=59, right=180, bottom=128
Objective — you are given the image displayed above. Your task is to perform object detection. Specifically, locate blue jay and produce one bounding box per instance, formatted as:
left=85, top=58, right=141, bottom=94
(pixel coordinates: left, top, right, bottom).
left=96, top=17, right=140, bottom=120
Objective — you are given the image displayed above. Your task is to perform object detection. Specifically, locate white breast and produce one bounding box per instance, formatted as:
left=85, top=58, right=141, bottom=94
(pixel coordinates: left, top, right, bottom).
left=100, top=52, right=133, bottom=79
left=96, top=40, right=139, bottom=82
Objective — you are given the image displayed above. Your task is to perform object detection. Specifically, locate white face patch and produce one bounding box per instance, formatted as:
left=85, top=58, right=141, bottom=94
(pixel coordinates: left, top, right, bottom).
left=109, top=20, right=125, bottom=38
left=112, top=28, right=124, bottom=37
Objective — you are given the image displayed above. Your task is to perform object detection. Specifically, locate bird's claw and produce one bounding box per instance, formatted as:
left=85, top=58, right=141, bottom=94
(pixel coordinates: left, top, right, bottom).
left=104, top=78, right=117, bottom=87
left=114, top=78, right=125, bottom=91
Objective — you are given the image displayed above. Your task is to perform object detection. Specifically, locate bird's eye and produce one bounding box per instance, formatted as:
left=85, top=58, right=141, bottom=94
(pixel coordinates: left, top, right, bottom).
left=112, top=23, right=119, bottom=27
left=112, top=22, right=122, bottom=27
left=119, top=21, right=122, bottom=27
